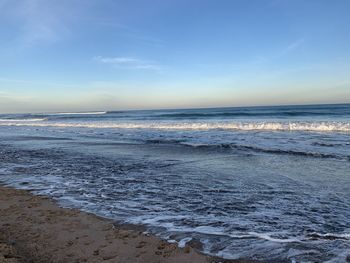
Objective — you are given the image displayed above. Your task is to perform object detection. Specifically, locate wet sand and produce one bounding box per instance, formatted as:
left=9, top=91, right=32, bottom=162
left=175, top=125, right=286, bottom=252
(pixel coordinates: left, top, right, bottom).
left=0, top=185, right=258, bottom=263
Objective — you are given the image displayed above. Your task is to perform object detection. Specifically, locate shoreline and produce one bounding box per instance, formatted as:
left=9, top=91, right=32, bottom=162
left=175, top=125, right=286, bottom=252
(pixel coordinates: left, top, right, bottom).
left=0, top=185, right=259, bottom=263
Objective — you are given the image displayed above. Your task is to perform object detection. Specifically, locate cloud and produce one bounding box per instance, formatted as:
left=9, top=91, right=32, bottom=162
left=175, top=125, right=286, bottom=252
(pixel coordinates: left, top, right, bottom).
left=94, top=56, right=162, bottom=71
left=0, top=0, right=81, bottom=48
left=92, top=15, right=165, bottom=48
left=1, top=0, right=164, bottom=51
left=280, top=38, right=305, bottom=56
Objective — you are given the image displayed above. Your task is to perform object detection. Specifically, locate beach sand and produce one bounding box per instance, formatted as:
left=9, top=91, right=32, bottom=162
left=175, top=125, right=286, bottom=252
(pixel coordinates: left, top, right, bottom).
left=0, top=186, right=257, bottom=263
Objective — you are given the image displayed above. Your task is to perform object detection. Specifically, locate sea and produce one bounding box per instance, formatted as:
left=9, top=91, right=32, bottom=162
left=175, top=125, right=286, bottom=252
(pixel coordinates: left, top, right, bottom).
left=0, top=103, right=349, bottom=262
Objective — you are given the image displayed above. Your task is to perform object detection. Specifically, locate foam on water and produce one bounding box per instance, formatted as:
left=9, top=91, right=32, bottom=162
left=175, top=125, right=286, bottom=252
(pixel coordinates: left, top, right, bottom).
left=0, top=142, right=349, bottom=262
left=0, top=118, right=46, bottom=122
left=0, top=120, right=349, bottom=132
left=46, top=111, right=107, bottom=115
left=0, top=104, right=349, bottom=262
left=178, top=237, right=193, bottom=248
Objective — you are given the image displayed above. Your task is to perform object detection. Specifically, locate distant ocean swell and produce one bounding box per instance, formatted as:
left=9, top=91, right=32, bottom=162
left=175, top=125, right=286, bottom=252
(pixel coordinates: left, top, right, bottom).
left=141, top=111, right=350, bottom=118
left=1, top=104, right=349, bottom=121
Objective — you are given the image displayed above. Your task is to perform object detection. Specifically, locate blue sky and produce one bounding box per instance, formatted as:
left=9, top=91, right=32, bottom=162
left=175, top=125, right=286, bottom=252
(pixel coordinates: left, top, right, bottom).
left=0, top=0, right=349, bottom=113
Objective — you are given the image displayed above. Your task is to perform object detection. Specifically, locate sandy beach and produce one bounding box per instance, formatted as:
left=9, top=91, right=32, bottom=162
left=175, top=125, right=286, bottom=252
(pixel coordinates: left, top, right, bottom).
left=0, top=185, right=258, bottom=263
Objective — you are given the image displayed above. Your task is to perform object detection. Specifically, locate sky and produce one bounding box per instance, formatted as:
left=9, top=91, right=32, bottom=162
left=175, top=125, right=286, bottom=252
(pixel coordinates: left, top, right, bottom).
left=0, top=0, right=350, bottom=113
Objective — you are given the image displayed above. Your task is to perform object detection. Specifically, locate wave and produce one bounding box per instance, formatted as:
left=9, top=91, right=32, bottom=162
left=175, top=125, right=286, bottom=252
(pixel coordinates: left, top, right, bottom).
left=0, top=118, right=46, bottom=122
left=106, top=111, right=127, bottom=114
left=180, top=142, right=349, bottom=160
left=306, top=232, right=350, bottom=240
left=0, top=121, right=349, bottom=132
left=46, top=111, right=107, bottom=115
left=128, top=216, right=303, bottom=244
left=311, top=142, right=349, bottom=147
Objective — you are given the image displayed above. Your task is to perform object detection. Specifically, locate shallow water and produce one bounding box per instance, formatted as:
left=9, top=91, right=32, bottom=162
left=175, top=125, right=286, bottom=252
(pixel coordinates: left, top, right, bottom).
left=0, top=104, right=349, bottom=262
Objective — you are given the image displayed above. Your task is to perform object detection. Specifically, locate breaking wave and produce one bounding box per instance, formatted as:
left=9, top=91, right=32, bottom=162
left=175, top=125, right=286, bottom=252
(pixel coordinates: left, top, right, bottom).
left=46, top=111, right=107, bottom=115
left=0, top=118, right=46, bottom=122
left=0, top=121, right=349, bottom=132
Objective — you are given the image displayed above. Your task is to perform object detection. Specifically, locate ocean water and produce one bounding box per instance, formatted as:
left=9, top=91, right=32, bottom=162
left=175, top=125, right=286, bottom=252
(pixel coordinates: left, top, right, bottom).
left=0, top=104, right=349, bottom=262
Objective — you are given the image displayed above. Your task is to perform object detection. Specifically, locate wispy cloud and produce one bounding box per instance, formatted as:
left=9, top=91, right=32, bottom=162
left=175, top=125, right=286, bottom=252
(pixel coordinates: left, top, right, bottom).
left=280, top=38, right=305, bottom=56
left=94, top=9, right=165, bottom=47
left=94, top=56, right=162, bottom=71
left=2, top=0, right=164, bottom=51
left=0, top=0, right=79, bottom=48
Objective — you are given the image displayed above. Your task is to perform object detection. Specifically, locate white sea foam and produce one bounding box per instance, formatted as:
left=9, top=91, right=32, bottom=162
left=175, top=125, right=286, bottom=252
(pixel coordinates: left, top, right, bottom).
left=46, top=111, right=107, bottom=115
left=246, top=232, right=301, bottom=243
left=178, top=237, right=192, bottom=248
left=127, top=216, right=305, bottom=243
left=0, top=121, right=349, bottom=132
left=0, top=118, right=46, bottom=122
left=308, top=232, right=350, bottom=239
left=1, top=141, right=349, bottom=262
